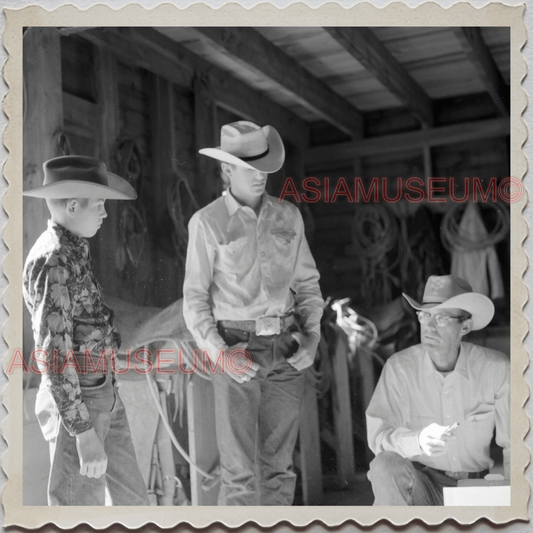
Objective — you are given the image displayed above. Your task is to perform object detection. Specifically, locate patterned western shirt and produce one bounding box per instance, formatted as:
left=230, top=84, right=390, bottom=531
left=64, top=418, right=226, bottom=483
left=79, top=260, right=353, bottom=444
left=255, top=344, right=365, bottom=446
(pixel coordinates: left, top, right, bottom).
left=23, top=221, right=120, bottom=435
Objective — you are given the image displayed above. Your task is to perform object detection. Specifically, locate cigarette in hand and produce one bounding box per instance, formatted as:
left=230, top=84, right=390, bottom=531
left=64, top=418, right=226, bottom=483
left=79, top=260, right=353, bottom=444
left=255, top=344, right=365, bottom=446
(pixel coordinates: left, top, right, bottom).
left=444, top=422, right=460, bottom=435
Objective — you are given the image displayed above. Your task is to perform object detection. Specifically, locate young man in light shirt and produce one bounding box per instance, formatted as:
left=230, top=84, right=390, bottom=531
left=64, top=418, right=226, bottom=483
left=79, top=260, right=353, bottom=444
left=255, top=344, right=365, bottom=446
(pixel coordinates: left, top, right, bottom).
left=366, top=275, right=510, bottom=505
left=183, top=121, right=324, bottom=505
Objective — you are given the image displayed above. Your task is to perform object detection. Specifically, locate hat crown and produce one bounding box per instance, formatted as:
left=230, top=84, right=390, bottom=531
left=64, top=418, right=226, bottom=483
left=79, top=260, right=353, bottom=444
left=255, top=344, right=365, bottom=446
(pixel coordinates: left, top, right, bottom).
left=44, top=156, right=109, bottom=187
left=423, top=275, right=473, bottom=304
left=220, top=121, right=269, bottom=158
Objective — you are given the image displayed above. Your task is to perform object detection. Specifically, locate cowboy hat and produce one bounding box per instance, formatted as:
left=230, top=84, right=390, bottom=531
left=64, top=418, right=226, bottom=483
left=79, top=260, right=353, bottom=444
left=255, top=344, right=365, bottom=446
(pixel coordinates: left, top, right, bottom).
left=199, top=121, right=285, bottom=173
left=23, top=155, right=137, bottom=200
left=403, top=275, right=495, bottom=331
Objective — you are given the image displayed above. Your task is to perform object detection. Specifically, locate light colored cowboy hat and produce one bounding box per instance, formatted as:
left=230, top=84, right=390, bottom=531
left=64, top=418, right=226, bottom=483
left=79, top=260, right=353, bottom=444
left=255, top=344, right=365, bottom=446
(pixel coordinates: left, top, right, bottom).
left=23, top=155, right=137, bottom=200
left=199, top=121, right=285, bottom=173
left=403, top=275, right=495, bottom=331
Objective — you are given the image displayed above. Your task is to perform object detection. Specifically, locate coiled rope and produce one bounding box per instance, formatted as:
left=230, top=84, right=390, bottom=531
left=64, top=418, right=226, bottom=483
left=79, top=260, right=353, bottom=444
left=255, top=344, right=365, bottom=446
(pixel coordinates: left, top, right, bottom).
left=440, top=201, right=510, bottom=253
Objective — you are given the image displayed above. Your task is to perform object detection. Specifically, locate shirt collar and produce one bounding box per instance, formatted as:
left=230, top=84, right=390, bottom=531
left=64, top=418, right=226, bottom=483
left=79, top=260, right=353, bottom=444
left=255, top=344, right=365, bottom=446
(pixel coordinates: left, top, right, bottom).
left=48, top=220, right=89, bottom=255
left=422, top=343, right=469, bottom=380
left=224, top=189, right=271, bottom=216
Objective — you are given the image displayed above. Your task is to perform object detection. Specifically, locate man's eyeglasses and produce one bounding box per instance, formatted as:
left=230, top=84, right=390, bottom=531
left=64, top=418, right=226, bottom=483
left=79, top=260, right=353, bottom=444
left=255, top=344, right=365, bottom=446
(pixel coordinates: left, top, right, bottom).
left=416, top=311, right=467, bottom=327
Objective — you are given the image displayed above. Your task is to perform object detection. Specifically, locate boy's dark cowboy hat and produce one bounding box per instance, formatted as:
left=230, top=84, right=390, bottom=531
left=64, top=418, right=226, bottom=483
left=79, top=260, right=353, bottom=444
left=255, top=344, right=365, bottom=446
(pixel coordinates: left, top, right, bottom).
left=199, top=121, right=285, bottom=174
left=403, top=275, right=495, bottom=331
left=23, top=156, right=137, bottom=200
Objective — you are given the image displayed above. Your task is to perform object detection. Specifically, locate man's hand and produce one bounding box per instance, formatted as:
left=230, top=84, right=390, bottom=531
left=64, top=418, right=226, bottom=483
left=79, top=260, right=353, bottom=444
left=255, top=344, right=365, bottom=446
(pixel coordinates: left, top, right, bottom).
left=225, top=342, right=259, bottom=384
left=75, top=427, right=107, bottom=478
left=418, top=422, right=458, bottom=457
left=287, top=332, right=320, bottom=371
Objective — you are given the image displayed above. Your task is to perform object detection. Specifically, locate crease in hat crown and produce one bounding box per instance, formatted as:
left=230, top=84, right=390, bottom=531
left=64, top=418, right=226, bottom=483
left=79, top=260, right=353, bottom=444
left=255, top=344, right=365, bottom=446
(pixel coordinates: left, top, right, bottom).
left=198, top=120, right=285, bottom=173
left=23, top=155, right=137, bottom=200
left=402, top=274, right=495, bottom=331
left=422, top=275, right=473, bottom=303
left=220, top=121, right=269, bottom=158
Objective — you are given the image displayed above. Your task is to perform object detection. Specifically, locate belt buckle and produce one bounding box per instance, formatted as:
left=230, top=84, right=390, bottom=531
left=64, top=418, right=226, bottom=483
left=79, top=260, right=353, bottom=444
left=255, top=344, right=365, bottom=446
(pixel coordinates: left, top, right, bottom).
left=255, top=317, right=281, bottom=336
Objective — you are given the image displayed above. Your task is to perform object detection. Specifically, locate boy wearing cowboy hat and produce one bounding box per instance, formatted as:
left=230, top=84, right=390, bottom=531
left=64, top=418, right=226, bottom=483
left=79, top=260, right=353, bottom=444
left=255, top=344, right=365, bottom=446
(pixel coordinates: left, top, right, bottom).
left=23, top=156, right=149, bottom=505
left=365, top=275, right=510, bottom=505
left=183, top=121, right=324, bottom=505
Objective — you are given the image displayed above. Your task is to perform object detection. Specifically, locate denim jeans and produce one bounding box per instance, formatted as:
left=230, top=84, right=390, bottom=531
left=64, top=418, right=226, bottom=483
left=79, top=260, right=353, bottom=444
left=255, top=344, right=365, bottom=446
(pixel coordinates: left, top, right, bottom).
left=212, top=326, right=304, bottom=505
left=367, top=451, right=458, bottom=506
left=41, top=373, right=149, bottom=506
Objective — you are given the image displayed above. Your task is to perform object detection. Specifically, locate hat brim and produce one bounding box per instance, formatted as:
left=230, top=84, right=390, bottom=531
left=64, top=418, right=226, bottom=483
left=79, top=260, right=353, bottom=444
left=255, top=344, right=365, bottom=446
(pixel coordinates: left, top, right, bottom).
left=403, top=292, right=495, bottom=331
left=23, top=172, right=137, bottom=200
left=199, top=125, right=285, bottom=174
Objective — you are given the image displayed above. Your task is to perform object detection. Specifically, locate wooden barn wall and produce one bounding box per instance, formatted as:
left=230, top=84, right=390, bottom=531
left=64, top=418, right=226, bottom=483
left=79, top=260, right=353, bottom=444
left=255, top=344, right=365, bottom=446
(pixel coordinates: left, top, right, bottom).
left=61, top=44, right=194, bottom=309
left=306, top=136, right=510, bottom=306
left=22, top=30, right=201, bottom=358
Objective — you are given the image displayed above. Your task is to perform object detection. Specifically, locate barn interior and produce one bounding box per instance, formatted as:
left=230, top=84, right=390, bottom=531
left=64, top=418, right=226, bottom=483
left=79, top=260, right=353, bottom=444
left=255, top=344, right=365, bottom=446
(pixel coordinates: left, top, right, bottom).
left=22, top=26, right=511, bottom=506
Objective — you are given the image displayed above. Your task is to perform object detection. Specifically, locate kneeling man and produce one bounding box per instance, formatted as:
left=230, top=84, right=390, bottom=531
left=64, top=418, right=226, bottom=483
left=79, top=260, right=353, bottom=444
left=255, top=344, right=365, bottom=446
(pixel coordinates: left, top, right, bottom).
left=366, top=275, right=510, bottom=506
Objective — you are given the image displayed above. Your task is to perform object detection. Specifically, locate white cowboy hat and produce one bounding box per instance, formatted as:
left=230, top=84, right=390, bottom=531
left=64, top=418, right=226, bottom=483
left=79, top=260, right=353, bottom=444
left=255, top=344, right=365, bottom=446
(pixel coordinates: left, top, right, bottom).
left=199, top=121, right=285, bottom=173
left=403, top=275, right=495, bottom=331
left=23, top=155, right=137, bottom=200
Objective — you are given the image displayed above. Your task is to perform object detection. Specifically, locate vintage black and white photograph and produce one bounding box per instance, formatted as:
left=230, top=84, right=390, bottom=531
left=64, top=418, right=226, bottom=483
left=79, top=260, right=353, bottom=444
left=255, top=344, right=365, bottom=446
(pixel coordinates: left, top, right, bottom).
left=2, top=1, right=529, bottom=529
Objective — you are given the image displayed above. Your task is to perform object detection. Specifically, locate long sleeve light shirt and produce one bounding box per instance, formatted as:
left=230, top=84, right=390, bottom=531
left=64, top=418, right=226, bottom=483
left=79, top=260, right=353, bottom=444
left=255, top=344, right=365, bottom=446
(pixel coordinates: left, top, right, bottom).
left=23, top=221, right=120, bottom=435
left=366, top=342, right=510, bottom=477
left=183, top=191, right=324, bottom=355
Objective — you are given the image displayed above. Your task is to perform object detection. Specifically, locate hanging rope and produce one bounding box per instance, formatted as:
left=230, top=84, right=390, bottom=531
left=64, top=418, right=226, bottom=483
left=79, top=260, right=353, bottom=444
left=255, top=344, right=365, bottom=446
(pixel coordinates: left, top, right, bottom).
left=350, top=204, right=399, bottom=270
left=114, top=139, right=149, bottom=271
left=349, top=204, right=400, bottom=304
left=440, top=201, right=510, bottom=253
left=146, top=372, right=215, bottom=481
left=118, top=204, right=148, bottom=269
left=167, top=177, right=200, bottom=266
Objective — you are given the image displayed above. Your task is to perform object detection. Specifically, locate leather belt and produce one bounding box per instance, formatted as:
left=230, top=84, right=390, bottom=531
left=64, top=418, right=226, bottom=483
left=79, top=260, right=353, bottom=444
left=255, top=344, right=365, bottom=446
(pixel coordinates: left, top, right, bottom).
left=218, top=315, right=295, bottom=336
left=413, top=462, right=489, bottom=480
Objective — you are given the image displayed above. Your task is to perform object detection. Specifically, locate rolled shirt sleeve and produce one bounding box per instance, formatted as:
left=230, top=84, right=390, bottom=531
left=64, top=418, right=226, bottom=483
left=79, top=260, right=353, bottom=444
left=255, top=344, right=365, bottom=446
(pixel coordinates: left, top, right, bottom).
left=366, top=359, right=423, bottom=459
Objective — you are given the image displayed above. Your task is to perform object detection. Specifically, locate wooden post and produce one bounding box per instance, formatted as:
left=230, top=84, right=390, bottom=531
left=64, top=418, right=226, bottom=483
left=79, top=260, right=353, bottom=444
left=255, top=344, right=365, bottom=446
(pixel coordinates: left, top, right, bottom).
left=23, top=28, right=64, bottom=257
left=422, top=125, right=433, bottom=180
left=23, top=28, right=64, bottom=359
left=330, top=326, right=357, bottom=488
left=186, top=375, right=219, bottom=505
left=94, top=48, right=122, bottom=293
left=194, top=76, right=218, bottom=207
left=298, top=374, right=323, bottom=504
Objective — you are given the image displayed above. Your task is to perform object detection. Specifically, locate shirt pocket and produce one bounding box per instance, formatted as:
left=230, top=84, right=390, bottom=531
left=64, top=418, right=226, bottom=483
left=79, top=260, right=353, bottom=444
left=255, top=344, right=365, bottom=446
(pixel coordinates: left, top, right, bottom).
left=465, top=406, right=495, bottom=443
left=217, top=236, right=248, bottom=272
left=271, top=229, right=298, bottom=258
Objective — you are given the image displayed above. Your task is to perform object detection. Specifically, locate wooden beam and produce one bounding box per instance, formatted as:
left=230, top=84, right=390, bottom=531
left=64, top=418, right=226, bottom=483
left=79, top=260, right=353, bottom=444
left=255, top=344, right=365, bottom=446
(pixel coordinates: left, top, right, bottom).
left=454, top=27, right=509, bottom=116
left=325, top=27, right=433, bottom=127
left=192, top=27, right=364, bottom=138
left=80, top=27, right=309, bottom=149
left=306, top=117, right=510, bottom=167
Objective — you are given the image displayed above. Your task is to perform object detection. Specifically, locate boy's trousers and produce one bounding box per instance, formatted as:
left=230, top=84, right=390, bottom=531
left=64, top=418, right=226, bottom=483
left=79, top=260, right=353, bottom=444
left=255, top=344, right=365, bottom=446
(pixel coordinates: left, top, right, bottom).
left=37, top=373, right=149, bottom=506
